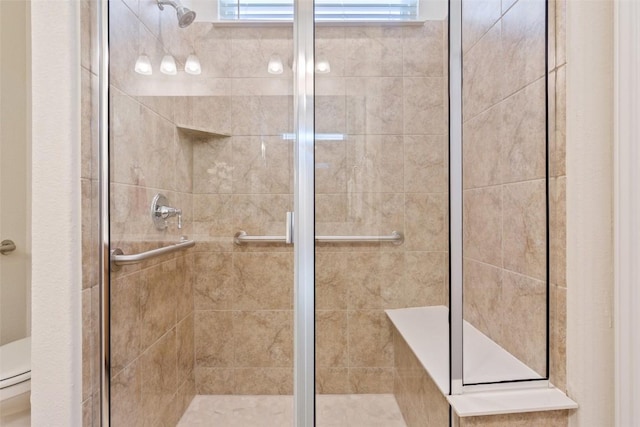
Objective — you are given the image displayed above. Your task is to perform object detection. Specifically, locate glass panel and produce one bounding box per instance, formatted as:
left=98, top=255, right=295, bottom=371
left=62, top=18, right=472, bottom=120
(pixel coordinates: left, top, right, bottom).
left=313, top=7, right=450, bottom=426
left=461, top=0, right=548, bottom=385
left=108, top=1, right=295, bottom=424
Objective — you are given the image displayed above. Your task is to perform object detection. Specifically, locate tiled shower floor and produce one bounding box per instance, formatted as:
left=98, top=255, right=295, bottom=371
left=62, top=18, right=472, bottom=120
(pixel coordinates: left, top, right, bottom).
left=177, top=394, right=407, bottom=427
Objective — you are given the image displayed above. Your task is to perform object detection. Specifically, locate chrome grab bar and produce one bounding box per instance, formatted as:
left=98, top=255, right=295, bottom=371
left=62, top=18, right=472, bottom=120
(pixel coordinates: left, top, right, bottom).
left=110, top=238, right=195, bottom=270
left=0, top=239, right=16, bottom=255
left=234, top=231, right=404, bottom=245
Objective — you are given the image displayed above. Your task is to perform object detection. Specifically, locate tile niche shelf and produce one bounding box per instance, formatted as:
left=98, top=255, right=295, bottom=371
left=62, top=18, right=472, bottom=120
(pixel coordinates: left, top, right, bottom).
left=176, top=123, right=231, bottom=138
left=385, top=306, right=578, bottom=418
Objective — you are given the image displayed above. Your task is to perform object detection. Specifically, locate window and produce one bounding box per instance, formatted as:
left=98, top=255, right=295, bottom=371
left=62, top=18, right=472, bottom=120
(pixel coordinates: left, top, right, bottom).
left=218, top=0, right=419, bottom=22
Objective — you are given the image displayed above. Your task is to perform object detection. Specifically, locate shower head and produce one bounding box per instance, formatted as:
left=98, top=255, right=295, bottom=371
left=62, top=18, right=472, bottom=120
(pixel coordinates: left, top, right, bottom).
left=157, top=0, right=197, bottom=28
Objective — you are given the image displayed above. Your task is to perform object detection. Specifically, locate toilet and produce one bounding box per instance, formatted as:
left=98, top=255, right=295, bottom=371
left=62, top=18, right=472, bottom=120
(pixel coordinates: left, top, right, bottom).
left=0, top=337, right=31, bottom=417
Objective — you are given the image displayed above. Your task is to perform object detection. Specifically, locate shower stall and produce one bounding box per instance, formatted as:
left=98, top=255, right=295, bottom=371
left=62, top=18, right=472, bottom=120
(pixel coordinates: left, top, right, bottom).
left=95, top=0, right=575, bottom=424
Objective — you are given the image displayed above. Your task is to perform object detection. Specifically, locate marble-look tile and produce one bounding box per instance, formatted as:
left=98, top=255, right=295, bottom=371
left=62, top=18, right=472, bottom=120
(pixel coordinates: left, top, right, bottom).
left=349, top=368, right=394, bottom=393
left=500, top=78, right=546, bottom=183
left=348, top=310, right=393, bottom=367
left=346, top=77, right=403, bottom=135
left=233, top=252, right=293, bottom=309
left=316, top=368, right=351, bottom=394
left=459, top=410, right=569, bottom=427
left=463, top=187, right=502, bottom=267
left=501, top=270, right=547, bottom=377
left=404, top=135, right=447, bottom=193
left=315, top=141, right=348, bottom=194
left=556, top=0, right=566, bottom=67
left=403, top=22, right=445, bottom=77
left=195, top=367, right=235, bottom=394
left=316, top=27, right=346, bottom=77
left=234, top=368, right=293, bottom=395
left=233, top=194, right=292, bottom=238
left=194, top=252, right=235, bottom=310
left=177, top=314, right=195, bottom=385
left=230, top=27, right=293, bottom=78
left=91, top=285, right=101, bottom=395
left=404, top=193, right=447, bottom=251
left=194, top=311, right=234, bottom=367
left=462, top=0, right=501, bottom=54
left=193, top=194, right=234, bottom=237
left=316, top=95, right=347, bottom=134
left=547, top=0, right=557, bottom=72
left=81, top=180, right=94, bottom=289
left=463, top=103, right=502, bottom=188
left=462, top=22, right=504, bottom=121
left=107, top=0, right=139, bottom=93
left=232, top=96, right=291, bottom=136
left=193, top=26, right=234, bottom=78
left=316, top=311, right=348, bottom=367
left=176, top=254, right=194, bottom=321
left=176, top=377, right=197, bottom=423
left=177, top=395, right=406, bottom=426
left=81, top=289, right=91, bottom=401
left=233, top=311, right=293, bottom=367
left=315, top=253, right=349, bottom=310
left=463, top=259, right=503, bottom=344
left=347, top=252, right=405, bottom=309
left=140, top=261, right=177, bottom=348
left=192, top=137, right=233, bottom=194
left=551, top=177, right=566, bottom=287
left=232, top=136, right=292, bottom=194
left=175, top=132, right=194, bottom=194
left=178, top=395, right=294, bottom=426
left=403, top=77, right=445, bottom=135
left=81, top=69, right=92, bottom=180
left=344, top=26, right=403, bottom=77
left=555, top=65, right=566, bottom=177
left=503, top=179, right=547, bottom=280
left=188, top=96, right=234, bottom=136
left=141, top=330, right=177, bottom=426
left=346, top=135, right=403, bottom=193
left=402, top=251, right=447, bottom=307
left=111, top=273, right=141, bottom=374
left=111, top=360, right=143, bottom=427
left=552, top=285, right=567, bottom=392
left=80, top=0, right=91, bottom=72
left=82, top=397, right=91, bottom=427
left=501, top=0, right=546, bottom=96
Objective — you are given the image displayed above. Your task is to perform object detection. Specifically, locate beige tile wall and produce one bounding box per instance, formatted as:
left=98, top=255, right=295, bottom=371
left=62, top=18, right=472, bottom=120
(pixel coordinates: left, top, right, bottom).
left=80, top=0, right=100, bottom=425
left=83, top=0, right=450, bottom=415
left=461, top=0, right=550, bottom=378
left=187, top=21, right=450, bottom=395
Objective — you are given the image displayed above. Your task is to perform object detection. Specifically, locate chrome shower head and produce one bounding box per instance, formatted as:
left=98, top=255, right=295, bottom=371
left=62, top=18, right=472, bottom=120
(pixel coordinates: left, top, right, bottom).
left=157, top=0, right=197, bottom=28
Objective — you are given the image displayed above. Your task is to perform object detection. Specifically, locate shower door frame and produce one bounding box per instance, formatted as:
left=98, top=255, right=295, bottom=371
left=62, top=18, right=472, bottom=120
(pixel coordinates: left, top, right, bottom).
left=96, top=0, right=318, bottom=425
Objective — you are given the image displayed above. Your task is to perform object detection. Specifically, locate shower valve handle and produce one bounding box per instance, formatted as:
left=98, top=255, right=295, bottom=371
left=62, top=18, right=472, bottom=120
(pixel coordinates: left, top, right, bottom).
left=151, top=193, right=183, bottom=230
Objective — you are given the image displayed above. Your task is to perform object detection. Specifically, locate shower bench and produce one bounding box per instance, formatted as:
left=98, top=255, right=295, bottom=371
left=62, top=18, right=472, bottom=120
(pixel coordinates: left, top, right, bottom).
left=385, top=306, right=578, bottom=423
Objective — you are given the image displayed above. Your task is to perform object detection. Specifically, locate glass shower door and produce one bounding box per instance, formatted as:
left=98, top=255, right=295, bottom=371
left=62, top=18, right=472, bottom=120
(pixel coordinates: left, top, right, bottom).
left=312, top=2, right=450, bottom=425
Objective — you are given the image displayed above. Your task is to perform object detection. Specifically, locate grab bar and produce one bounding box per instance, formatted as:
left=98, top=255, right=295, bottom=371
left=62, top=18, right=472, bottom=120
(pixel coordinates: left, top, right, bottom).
left=234, top=231, right=404, bottom=245
left=0, top=239, right=16, bottom=255
left=110, top=238, right=195, bottom=270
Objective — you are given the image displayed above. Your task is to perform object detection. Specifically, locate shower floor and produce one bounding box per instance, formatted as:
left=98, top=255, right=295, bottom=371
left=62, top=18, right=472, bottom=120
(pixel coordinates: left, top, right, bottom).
left=177, top=394, right=407, bottom=427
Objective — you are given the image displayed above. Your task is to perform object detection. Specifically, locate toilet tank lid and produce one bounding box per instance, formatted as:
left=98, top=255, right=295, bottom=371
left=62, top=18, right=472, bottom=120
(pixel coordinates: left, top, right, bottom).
left=0, top=337, right=31, bottom=381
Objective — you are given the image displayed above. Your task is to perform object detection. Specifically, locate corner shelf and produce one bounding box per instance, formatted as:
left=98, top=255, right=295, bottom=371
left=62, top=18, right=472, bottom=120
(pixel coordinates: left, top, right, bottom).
left=176, top=124, right=231, bottom=138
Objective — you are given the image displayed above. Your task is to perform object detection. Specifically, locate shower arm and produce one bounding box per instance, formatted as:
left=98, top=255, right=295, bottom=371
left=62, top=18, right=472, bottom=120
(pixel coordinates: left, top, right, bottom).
left=157, top=0, right=179, bottom=10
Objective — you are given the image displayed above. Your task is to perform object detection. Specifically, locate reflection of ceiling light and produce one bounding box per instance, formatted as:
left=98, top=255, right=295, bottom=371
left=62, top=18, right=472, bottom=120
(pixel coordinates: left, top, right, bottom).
left=134, top=54, right=153, bottom=75
left=160, top=55, right=177, bottom=75
left=268, top=54, right=284, bottom=75
left=185, top=54, right=201, bottom=75
left=315, top=59, right=331, bottom=74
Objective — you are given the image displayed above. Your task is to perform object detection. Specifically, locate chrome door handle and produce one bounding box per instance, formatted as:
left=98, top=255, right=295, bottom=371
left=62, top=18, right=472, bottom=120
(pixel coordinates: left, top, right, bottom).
left=0, top=239, right=16, bottom=255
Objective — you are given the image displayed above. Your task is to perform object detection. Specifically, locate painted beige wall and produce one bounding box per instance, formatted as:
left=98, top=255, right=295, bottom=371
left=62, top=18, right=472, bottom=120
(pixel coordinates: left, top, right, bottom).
left=566, top=0, right=615, bottom=426
left=0, top=0, right=30, bottom=346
